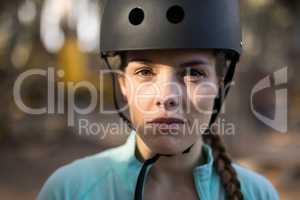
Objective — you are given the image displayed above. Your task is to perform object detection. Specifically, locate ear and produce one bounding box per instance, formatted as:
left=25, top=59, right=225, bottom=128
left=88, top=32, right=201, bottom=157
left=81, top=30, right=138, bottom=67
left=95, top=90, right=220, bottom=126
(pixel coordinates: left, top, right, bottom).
left=117, top=73, right=128, bottom=101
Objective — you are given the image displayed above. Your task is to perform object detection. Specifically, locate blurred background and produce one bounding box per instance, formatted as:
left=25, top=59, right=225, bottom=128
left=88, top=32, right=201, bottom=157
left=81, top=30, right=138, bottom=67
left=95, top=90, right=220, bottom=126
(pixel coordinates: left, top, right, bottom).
left=0, top=0, right=299, bottom=199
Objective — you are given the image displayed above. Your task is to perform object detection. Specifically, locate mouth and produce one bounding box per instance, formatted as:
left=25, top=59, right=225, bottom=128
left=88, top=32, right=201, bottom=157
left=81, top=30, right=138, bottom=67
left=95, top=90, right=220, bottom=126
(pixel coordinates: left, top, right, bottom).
left=147, top=117, right=185, bottom=133
left=146, top=117, right=187, bottom=134
left=147, top=117, right=185, bottom=124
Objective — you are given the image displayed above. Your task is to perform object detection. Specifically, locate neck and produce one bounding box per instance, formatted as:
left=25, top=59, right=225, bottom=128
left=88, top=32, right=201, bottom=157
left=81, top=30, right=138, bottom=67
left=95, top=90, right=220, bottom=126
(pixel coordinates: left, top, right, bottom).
left=135, top=134, right=205, bottom=184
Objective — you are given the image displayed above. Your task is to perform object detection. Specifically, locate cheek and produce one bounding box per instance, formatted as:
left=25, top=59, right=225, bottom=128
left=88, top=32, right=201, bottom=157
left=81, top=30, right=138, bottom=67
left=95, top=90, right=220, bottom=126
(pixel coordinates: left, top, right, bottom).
left=187, top=82, right=218, bottom=114
left=127, top=82, right=158, bottom=118
left=127, top=80, right=152, bottom=102
left=137, top=84, right=158, bottom=106
left=184, top=83, right=218, bottom=133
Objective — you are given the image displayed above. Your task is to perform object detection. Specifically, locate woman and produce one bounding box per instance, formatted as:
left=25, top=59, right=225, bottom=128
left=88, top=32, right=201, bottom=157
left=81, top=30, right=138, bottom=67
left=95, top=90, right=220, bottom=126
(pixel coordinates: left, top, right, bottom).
left=38, top=0, right=280, bottom=200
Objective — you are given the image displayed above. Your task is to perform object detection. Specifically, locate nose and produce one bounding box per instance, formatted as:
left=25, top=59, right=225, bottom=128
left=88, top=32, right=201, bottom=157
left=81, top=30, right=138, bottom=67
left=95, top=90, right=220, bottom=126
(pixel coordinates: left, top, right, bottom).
left=155, top=82, right=181, bottom=111
left=156, top=96, right=179, bottom=110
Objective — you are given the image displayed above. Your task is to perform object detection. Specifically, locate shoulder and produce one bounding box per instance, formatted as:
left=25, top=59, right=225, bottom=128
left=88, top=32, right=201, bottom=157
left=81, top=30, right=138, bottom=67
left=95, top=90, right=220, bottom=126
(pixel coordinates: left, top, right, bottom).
left=233, top=163, right=280, bottom=200
left=37, top=145, right=125, bottom=200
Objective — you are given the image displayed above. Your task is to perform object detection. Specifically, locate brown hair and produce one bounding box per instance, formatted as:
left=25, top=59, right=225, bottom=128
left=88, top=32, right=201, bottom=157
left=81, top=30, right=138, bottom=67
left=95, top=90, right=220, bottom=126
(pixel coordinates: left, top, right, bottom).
left=207, top=52, right=244, bottom=200
left=203, top=131, right=243, bottom=200
left=118, top=51, right=244, bottom=200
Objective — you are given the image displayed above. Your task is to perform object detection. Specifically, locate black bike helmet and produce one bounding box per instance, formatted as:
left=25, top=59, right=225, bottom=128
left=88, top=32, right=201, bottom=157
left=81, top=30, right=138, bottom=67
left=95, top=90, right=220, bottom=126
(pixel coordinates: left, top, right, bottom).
left=100, top=0, right=241, bottom=57
left=100, top=1, right=242, bottom=199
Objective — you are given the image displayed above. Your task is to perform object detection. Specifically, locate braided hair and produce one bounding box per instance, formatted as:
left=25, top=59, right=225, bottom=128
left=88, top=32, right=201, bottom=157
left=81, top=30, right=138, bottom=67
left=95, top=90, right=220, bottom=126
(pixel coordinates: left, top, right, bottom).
left=203, top=131, right=243, bottom=200
left=109, top=51, right=244, bottom=200
left=203, top=52, right=244, bottom=200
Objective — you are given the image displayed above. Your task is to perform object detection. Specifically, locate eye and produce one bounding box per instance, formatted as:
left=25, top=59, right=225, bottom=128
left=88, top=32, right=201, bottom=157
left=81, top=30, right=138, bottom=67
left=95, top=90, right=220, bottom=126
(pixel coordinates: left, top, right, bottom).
left=135, top=67, right=155, bottom=77
left=182, top=68, right=207, bottom=81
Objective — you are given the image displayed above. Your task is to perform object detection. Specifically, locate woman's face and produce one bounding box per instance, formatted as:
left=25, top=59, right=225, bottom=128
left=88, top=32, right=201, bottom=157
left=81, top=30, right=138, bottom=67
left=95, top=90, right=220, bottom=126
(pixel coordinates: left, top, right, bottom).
left=118, top=49, right=219, bottom=155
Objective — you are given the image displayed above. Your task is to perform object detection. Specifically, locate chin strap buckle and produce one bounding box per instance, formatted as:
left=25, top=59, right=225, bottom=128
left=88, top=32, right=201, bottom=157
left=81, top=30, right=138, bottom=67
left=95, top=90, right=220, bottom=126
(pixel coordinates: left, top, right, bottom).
left=182, top=144, right=194, bottom=154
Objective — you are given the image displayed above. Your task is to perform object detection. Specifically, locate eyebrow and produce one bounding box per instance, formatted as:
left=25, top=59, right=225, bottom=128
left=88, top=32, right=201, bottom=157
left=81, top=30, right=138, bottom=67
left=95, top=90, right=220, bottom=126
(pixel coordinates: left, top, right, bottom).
left=128, top=58, right=153, bottom=64
left=128, top=58, right=210, bottom=67
left=179, top=60, right=209, bottom=67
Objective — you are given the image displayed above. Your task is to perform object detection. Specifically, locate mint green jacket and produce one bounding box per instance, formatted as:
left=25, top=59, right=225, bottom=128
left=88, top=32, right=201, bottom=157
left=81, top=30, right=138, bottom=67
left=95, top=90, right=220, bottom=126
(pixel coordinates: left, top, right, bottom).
left=38, top=130, right=280, bottom=200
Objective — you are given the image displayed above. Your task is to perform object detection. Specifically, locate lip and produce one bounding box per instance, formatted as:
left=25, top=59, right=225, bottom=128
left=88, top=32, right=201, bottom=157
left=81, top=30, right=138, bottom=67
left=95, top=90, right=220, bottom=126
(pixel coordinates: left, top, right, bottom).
left=147, top=117, right=185, bottom=124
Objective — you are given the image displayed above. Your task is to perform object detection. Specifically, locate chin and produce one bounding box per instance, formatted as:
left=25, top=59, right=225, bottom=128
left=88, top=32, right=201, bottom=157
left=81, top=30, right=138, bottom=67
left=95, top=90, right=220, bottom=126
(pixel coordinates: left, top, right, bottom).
left=148, top=134, right=188, bottom=155
left=137, top=127, right=194, bottom=155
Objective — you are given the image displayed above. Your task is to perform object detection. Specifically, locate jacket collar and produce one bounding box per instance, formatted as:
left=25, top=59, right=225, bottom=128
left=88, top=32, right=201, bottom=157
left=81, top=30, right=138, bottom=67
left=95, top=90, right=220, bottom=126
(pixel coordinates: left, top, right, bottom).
left=120, top=129, right=214, bottom=180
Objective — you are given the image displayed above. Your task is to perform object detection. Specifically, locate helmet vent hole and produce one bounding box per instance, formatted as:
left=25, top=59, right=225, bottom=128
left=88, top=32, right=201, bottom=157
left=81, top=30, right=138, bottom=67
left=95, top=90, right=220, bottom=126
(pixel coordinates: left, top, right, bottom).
left=167, top=5, right=184, bottom=24
left=129, top=8, right=144, bottom=25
